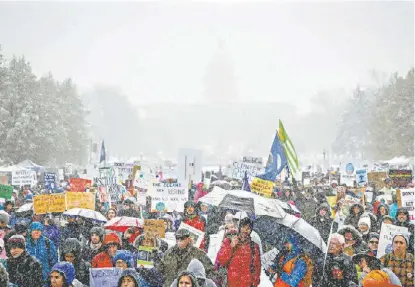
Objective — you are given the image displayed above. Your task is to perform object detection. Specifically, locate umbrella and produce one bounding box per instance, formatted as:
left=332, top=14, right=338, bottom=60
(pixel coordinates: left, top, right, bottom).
left=15, top=203, right=33, bottom=214
left=104, top=216, right=144, bottom=232
left=210, top=180, right=231, bottom=190
left=63, top=208, right=107, bottom=222
left=198, top=187, right=286, bottom=218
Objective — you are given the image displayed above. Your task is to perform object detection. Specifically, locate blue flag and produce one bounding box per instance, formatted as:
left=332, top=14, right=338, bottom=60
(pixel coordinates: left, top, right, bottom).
left=100, top=140, right=106, bottom=163
left=256, top=132, right=287, bottom=181
left=242, top=171, right=251, bottom=192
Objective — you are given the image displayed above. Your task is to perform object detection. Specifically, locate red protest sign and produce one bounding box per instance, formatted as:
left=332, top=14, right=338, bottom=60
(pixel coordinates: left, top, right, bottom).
left=69, top=178, right=92, bottom=192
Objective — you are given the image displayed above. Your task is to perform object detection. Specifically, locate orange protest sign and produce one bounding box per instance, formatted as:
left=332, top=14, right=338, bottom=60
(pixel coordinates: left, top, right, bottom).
left=144, top=219, right=165, bottom=239
left=69, top=178, right=91, bottom=192
left=66, top=192, right=95, bottom=210
left=33, top=194, right=66, bottom=214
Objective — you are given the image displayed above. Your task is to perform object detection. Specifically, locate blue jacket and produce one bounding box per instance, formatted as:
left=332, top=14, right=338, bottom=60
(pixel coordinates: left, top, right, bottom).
left=279, top=234, right=307, bottom=287
left=43, top=225, right=61, bottom=249
left=26, top=223, right=58, bottom=280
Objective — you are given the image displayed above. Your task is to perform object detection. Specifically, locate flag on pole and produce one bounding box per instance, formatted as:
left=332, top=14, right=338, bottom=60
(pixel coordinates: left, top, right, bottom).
left=279, top=120, right=299, bottom=175
left=100, top=140, right=106, bottom=163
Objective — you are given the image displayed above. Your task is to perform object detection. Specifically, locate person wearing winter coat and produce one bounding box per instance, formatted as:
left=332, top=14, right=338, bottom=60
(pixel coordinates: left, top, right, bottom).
left=117, top=269, right=149, bottom=287
left=322, top=233, right=358, bottom=287
left=337, top=225, right=369, bottom=256
left=0, top=263, right=17, bottom=287
left=3, top=222, right=28, bottom=257
left=174, top=271, right=199, bottom=287
left=6, top=235, right=44, bottom=287
left=216, top=217, right=261, bottom=287
left=61, top=216, right=82, bottom=242
left=295, top=190, right=319, bottom=223
left=358, top=216, right=372, bottom=243
left=344, top=203, right=365, bottom=229
left=183, top=201, right=206, bottom=250
left=170, top=259, right=217, bottom=287
left=310, top=203, right=337, bottom=243
left=118, top=198, right=140, bottom=218
left=61, top=238, right=90, bottom=285
left=366, top=233, right=380, bottom=257
left=375, top=204, right=389, bottom=230
left=45, top=262, right=86, bottom=287
left=394, top=208, right=414, bottom=254
left=26, top=222, right=58, bottom=280
left=92, top=233, right=121, bottom=268
left=43, top=217, right=61, bottom=250
left=81, top=226, right=105, bottom=262
left=0, top=211, right=10, bottom=240
left=155, top=228, right=214, bottom=287
left=112, top=250, right=135, bottom=270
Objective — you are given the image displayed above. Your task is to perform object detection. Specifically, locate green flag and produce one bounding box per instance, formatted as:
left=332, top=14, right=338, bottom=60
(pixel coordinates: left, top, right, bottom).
left=279, top=119, right=299, bottom=174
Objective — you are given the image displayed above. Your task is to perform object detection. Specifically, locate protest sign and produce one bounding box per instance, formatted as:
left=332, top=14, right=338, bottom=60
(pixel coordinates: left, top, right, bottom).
left=66, top=192, right=95, bottom=210
left=137, top=246, right=155, bottom=268
left=355, top=169, right=368, bottom=187
left=242, top=156, right=263, bottom=166
left=389, top=169, right=412, bottom=188
left=33, top=194, right=66, bottom=214
left=228, top=161, right=262, bottom=182
left=65, top=163, right=73, bottom=175
left=144, top=219, right=165, bottom=239
left=0, top=184, right=13, bottom=199
left=12, top=170, right=37, bottom=186
left=340, top=173, right=355, bottom=187
left=397, top=188, right=414, bottom=221
left=178, top=222, right=205, bottom=248
left=95, top=168, right=121, bottom=203
left=302, top=172, right=311, bottom=186
left=90, top=268, right=123, bottom=287
left=115, top=163, right=134, bottom=182
left=98, top=186, right=110, bottom=203
left=367, top=172, right=387, bottom=189
left=44, top=173, right=56, bottom=190
left=150, top=181, right=188, bottom=212
left=261, top=248, right=279, bottom=271
left=250, top=177, right=273, bottom=197
left=377, top=223, right=409, bottom=258
left=137, top=188, right=147, bottom=206
left=178, top=148, right=202, bottom=183
left=0, top=176, right=8, bottom=185
left=69, top=178, right=92, bottom=192
left=340, top=194, right=361, bottom=217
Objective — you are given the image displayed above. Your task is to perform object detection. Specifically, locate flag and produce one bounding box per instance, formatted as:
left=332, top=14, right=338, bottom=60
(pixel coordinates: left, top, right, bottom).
left=256, top=131, right=287, bottom=181
left=242, top=171, right=251, bottom=192
left=100, top=140, right=106, bottom=163
left=279, top=120, right=299, bottom=175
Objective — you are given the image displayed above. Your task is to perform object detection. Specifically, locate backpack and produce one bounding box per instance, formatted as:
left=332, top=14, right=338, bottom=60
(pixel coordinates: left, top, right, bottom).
left=293, top=254, right=314, bottom=287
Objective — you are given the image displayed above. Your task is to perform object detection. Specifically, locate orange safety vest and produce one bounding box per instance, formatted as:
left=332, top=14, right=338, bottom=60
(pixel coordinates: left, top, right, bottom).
left=274, top=257, right=304, bottom=287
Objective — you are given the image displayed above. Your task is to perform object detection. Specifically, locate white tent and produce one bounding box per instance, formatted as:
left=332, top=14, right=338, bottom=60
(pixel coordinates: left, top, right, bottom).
left=0, top=165, right=28, bottom=172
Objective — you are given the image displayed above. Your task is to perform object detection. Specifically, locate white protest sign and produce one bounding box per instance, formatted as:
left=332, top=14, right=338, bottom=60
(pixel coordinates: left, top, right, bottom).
left=261, top=248, right=279, bottom=270
left=178, top=148, right=202, bottom=183
left=377, top=223, right=409, bottom=258
left=228, top=161, right=263, bottom=182
left=12, top=170, right=37, bottom=186
left=65, top=163, right=73, bottom=175
left=150, top=181, right=188, bottom=212
left=114, top=162, right=133, bottom=182
left=90, top=268, right=123, bottom=287
left=341, top=194, right=361, bottom=217
left=178, top=222, right=205, bottom=249
left=341, top=173, right=355, bottom=187
left=356, top=169, right=368, bottom=187
left=400, top=188, right=415, bottom=221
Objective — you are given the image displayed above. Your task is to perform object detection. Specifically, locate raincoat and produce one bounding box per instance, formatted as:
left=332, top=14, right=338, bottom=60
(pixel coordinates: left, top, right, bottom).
left=170, top=259, right=217, bottom=287
left=91, top=233, right=121, bottom=268
left=61, top=238, right=91, bottom=285
left=7, top=250, right=44, bottom=287
left=26, top=222, right=58, bottom=280
left=310, top=203, right=336, bottom=243
left=43, top=223, right=61, bottom=250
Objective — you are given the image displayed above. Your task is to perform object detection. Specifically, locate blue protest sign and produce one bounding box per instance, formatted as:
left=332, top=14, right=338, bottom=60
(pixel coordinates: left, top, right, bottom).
left=356, top=169, right=368, bottom=187
left=346, top=163, right=354, bottom=175
left=44, top=173, right=56, bottom=190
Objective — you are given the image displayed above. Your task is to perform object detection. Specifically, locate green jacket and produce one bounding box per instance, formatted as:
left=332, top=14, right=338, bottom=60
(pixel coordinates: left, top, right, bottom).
left=156, top=244, right=214, bottom=287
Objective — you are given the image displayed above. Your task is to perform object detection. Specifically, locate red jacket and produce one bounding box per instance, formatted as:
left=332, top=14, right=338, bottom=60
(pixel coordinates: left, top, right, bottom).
left=184, top=216, right=206, bottom=250
left=91, top=251, right=113, bottom=268
left=217, top=237, right=261, bottom=287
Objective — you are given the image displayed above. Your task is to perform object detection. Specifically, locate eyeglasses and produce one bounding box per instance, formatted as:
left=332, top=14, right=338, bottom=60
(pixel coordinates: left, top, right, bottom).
left=393, top=241, right=405, bottom=245
left=369, top=241, right=379, bottom=244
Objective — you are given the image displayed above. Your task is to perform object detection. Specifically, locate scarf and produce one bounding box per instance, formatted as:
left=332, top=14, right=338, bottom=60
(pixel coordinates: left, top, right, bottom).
left=90, top=241, right=102, bottom=251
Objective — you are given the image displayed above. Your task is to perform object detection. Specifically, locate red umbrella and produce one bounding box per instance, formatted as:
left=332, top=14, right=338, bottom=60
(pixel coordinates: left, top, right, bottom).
left=104, top=216, right=144, bottom=232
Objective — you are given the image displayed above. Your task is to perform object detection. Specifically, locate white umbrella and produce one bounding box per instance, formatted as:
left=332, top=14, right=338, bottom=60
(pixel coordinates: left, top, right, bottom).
left=198, top=186, right=286, bottom=218
left=64, top=208, right=107, bottom=222
left=16, top=203, right=33, bottom=213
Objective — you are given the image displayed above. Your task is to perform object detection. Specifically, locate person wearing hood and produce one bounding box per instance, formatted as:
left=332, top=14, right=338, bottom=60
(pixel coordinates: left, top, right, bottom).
left=117, top=269, right=149, bottom=287
left=92, top=232, right=121, bottom=268
left=45, top=262, right=85, bottom=287
left=81, top=226, right=105, bottom=262
left=155, top=228, right=214, bottom=287
left=0, top=263, right=17, bottom=287
left=107, top=208, right=117, bottom=221
left=268, top=234, right=308, bottom=287
left=294, top=189, right=319, bottom=223
left=394, top=208, right=414, bottom=253
left=323, top=233, right=358, bottom=287
left=174, top=271, right=199, bottom=287
left=61, top=215, right=81, bottom=242
left=375, top=204, right=389, bottom=230
left=3, top=222, right=28, bottom=257
left=112, top=250, right=135, bottom=270
left=183, top=201, right=206, bottom=250
left=358, top=216, right=372, bottom=243
left=344, top=203, right=365, bottom=229
left=43, top=217, right=61, bottom=250
left=366, top=233, right=380, bottom=257
left=380, top=215, right=395, bottom=229
left=337, top=225, right=369, bottom=256
left=310, top=203, right=337, bottom=243
left=118, top=198, right=140, bottom=218
left=61, top=238, right=90, bottom=285
left=170, top=259, right=217, bottom=287
left=6, top=235, right=43, bottom=287
left=0, top=211, right=10, bottom=240
left=26, top=222, right=58, bottom=280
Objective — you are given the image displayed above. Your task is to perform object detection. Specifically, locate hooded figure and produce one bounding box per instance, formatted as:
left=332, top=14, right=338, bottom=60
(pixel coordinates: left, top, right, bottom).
left=112, top=250, right=134, bottom=269
left=91, top=233, right=121, bottom=268
left=45, top=262, right=75, bottom=287
left=26, top=222, right=58, bottom=280
left=375, top=204, right=389, bottom=230
left=43, top=217, right=61, bottom=250
left=394, top=207, right=414, bottom=253
left=118, top=198, right=140, bottom=218
left=0, top=263, right=15, bottom=287
left=344, top=203, right=365, bottom=229
left=337, top=225, right=369, bottom=256
left=367, top=233, right=380, bottom=257
left=310, top=203, right=337, bottom=243
left=61, top=238, right=90, bottom=285
left=81, top=226, right=105, bottom=262
left=358, top=216, right=372, bottom=243
left=174, top=270, right=199, bottom=287
left=170, top=259, right=217, bottom=287
left=117, top=269, right=149, bottom=287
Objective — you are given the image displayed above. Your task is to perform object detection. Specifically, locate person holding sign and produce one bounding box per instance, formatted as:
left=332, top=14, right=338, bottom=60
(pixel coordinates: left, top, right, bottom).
left=183, top=201, right=206, bottom=250
left=394, top=208, right=414, bottom=254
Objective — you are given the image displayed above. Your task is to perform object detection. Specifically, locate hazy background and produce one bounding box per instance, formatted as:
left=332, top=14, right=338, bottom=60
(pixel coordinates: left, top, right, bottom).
left=0, top=1, right=413, bottom=166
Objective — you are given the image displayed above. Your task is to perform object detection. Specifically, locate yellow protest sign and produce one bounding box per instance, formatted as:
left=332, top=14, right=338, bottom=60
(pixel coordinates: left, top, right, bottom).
left=144, top=219, right=165, bottom=239
left=250, top=178, right=274, bottom=197
left=367, top=172, right=387, bottom=189
left=33, top=194, right=66, bottom=214
left=66, top=192, right=95, bottom=210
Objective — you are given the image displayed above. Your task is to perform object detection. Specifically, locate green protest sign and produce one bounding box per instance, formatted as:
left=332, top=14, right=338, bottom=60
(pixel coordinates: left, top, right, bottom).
left=0, top=184, right=13, bottom=199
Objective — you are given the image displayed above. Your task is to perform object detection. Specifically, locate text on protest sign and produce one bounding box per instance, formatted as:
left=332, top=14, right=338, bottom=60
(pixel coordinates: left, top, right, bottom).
left=355, top=169, right=368, bottom=187
left=90, top=268, right=123, bottom=287
left=398, top=189, right=415, bottom=221
left=137, top=246, right=155, bottom=268
left=44, top=173, right=56, bottom=189
left=250, top=177, right=273, bottom=197
left=95, top=168, right=122, bottom=202
left=367, top=172, right=387, bottom=189
left=144, top=219, right=165, bottom=239
left=242, top=156, right=263, bottom=166
left=389, top=169, right=412, bottom=188
left=340, top=173, right=355, bottom=187
left=66, top=192, right=95, bottom=210
left=12, top=170, right=37, bottom=186
left=150, top=181, right=188, bottom=212
left=33, top=194, right=66, bottom=214
left=228, top=161, right=263, bottom=182
left=377, top=223, right=409, bottom=259
left=0, top=184, right=13, bottom=199
left=178, top=222, right=205, bottom=249
left=69, top=178, right=92, bottom=192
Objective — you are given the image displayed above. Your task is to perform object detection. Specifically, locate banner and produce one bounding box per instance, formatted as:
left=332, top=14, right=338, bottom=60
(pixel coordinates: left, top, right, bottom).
left=115, top=162, right=134, bottom=182
left=95, top=168, right=121, bottom=203
left=150, top=181, right=188, bottom=212
left=144, top=219, right=165, bottom=239
left=66, top=192, right=95, bottom=210
left=178, top=222, right=205, bottom=248
left=389, top=169, right=412, bottom=188
left=340, top=173, right=355, bottom=187
left=178, top=148, right=203, bottom=183
left=90, top=268, right=123, bottom=287
left=398, top=188, right=414, bottom=221
left=33, top=194, right=66, bottom=214
left=367, top=172, right=387, bottom=189
left=228, top=161, right=262, bottom=182
left=250, top=178, right=273, bottom=197
left=0, top=184, right=13, bottom=199
left=69, top=178, right=92, bottom=192
left=12, top=170, right=37, bottom=186
left=355, top=169, right=368, bottom=187
left=377, top=223, right=409, bottom=258
left=44, top=173, right=56, bottom=190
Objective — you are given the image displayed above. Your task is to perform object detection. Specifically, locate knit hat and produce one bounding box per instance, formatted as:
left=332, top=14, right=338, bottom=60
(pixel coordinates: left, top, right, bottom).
left=50, top=262, right=75, bottom=286
left=175, top=229, right=191, bottom=238
left=368, top=233, right=380, bottom=241
left=29, top=222, right=44, bottom=234
left=112, top=250, right=134, bottom=267
left=102, top=233, right=121, bottom=248
left=0, top=211, right=9, bottom=224
left=358, top=216, right=371, bottom=229
left=7, top=235, right=26, bottom=249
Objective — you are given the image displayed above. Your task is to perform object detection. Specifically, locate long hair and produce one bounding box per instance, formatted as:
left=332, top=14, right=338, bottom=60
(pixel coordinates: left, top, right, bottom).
left=176, top=271, right=199, bottom=287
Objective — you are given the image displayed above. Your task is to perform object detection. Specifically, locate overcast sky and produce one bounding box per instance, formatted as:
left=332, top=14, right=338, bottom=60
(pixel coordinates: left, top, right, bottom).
left=0, top=1, right=413, bottom=113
